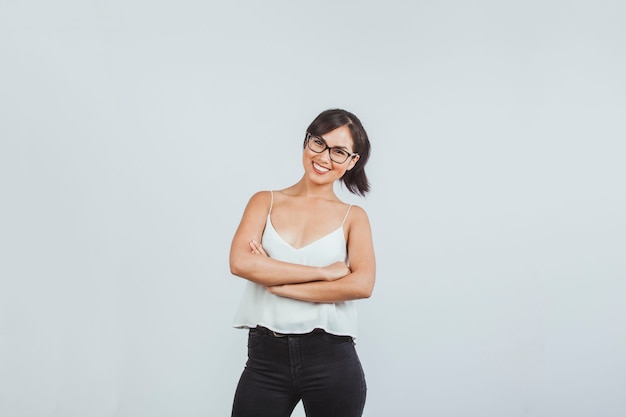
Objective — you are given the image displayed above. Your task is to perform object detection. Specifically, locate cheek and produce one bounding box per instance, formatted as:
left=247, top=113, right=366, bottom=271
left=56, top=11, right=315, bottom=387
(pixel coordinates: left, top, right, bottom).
left=335, top=164, right=351, bottom=176
left=303, top=147, right=316, bottom=158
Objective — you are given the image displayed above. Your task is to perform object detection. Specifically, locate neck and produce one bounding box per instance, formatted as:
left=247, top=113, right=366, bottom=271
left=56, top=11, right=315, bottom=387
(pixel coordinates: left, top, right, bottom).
left=289, top=177, right=337, bottom=199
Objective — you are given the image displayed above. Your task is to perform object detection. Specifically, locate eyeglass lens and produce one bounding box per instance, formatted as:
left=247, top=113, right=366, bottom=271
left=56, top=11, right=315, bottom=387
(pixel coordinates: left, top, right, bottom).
left=307, top=135, right=352, bottom=163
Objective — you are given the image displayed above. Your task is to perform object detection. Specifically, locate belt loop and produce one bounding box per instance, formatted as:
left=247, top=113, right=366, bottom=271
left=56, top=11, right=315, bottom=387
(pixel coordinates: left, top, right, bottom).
left=257, top=326, right=287, bottom=337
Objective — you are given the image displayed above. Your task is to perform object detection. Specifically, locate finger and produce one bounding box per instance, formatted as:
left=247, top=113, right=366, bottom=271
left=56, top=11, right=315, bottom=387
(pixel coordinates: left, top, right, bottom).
left=252, top=240, right=269, bottom=257
left=249, top=241, right=261, bottom=254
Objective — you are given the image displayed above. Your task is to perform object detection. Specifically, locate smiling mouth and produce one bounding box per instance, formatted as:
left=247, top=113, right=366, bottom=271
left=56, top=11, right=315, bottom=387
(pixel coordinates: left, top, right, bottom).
left=313, top=162, right=330, bottom=173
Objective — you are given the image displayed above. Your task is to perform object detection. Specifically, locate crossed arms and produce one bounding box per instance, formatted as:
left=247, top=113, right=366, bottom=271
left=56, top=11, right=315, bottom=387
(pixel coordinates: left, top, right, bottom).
left=229, top=191, right=376, bottom=303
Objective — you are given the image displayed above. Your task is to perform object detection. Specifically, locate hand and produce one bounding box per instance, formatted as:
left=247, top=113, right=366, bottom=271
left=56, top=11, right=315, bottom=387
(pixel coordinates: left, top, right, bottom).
left=266, top=284, right=281, bottom=295
left=249, top=239, right=269, bottom=257
left=322, top=261, right=351, bottom=281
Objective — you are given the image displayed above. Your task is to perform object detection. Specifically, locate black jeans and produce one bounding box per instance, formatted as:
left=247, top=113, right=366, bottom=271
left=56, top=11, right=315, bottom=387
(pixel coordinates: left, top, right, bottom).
left=231, top=327, right=367, bottom=417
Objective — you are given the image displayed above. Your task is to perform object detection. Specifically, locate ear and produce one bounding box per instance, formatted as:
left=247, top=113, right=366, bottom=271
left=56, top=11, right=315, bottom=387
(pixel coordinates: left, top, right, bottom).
left=346, top=154, right=360, bottom=171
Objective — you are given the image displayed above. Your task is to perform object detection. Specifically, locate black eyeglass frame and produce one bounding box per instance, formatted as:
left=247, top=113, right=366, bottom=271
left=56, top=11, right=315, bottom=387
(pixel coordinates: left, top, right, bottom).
left=305, top=132, right=359, bottom=164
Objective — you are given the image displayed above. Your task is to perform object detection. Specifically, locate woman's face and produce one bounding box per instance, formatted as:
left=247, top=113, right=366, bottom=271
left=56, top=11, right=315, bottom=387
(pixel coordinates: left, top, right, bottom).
left=302, top=125, right=360, bottom=185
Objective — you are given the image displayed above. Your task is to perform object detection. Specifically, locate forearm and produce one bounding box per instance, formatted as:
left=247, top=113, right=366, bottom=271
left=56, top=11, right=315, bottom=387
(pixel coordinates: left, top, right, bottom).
left=230, top=251, right=327, bottom=286
left=269, top=271, right=375, bottom=303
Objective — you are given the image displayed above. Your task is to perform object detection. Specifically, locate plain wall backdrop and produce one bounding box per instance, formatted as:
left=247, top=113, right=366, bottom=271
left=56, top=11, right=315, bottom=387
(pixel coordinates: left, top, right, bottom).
left=1, top=1, right=625, bottom=416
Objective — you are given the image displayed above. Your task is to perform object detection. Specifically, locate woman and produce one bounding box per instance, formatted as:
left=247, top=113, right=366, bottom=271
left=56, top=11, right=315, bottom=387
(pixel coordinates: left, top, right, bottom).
left=229, top=108, right=376, bottom=417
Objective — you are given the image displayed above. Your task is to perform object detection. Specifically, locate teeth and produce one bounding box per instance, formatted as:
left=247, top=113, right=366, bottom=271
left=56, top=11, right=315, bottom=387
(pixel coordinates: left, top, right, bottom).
left=313, top=162, right=329, bottom=172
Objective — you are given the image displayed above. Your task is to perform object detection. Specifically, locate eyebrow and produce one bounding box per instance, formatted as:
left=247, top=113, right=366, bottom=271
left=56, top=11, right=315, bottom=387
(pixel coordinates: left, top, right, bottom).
left=318, top=135, right=350, bottom=151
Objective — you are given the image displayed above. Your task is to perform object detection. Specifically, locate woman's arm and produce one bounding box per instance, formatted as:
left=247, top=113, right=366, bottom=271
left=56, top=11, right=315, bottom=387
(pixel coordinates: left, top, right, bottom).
left=267, top=206, right=376, bottom=303
left=229, top=191, right=350, bottom=286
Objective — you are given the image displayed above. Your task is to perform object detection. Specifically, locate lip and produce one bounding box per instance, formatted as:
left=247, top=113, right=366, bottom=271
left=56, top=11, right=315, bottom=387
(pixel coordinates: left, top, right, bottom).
left=312, top=161, right=330, bottom=174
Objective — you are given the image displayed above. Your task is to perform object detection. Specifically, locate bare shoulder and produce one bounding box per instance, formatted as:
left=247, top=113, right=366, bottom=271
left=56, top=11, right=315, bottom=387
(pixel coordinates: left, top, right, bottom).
left=348, top=204, right=369, bottom=219
left=346, top=204, right=371, bottom=227
left=345, top=204, right=375, bottom=258
left=246, top=190, right=273, bottom=211
left=233, top=190, right=273, bottom=243
left=237, top=190, right=273, bottom=225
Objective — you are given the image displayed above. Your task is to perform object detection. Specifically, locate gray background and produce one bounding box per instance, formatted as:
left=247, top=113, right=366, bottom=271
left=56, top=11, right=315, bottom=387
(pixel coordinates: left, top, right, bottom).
left=1, top=1, right=625, bottom=416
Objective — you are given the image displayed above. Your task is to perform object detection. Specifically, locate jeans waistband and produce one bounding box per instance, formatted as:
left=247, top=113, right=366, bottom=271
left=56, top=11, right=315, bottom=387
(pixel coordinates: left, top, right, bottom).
left=254, top=326, right=351, bottom=340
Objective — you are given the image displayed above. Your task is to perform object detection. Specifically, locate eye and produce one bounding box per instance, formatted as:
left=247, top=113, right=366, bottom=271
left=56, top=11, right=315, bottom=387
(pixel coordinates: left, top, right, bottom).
left=313, top=138, right=325, bottom=147
left=332, top=148, right=349, bottom=157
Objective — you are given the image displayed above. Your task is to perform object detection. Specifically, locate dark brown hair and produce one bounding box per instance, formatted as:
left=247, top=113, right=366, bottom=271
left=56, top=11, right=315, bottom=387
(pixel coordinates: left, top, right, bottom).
left=305, top=109, right=371, bottom=196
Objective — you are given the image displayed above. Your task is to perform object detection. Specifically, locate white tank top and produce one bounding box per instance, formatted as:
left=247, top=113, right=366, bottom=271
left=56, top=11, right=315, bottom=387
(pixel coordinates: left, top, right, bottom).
left=232, top=191, right=358, bottom=337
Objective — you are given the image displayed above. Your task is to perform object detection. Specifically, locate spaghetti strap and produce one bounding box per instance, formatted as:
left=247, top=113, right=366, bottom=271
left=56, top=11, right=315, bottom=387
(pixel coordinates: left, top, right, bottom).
left=268, top=190, right=274, bottom=215
left=341, top=204, right=352, bottom=227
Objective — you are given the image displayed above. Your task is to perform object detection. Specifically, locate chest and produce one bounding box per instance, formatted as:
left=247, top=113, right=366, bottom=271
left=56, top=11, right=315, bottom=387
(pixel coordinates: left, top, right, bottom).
left=268, top=204, right=349, bottom=250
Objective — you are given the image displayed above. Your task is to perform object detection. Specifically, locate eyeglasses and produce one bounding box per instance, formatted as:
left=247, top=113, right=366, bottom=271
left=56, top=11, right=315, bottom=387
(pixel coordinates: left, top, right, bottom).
left=305, top=132, right=358, bottom=164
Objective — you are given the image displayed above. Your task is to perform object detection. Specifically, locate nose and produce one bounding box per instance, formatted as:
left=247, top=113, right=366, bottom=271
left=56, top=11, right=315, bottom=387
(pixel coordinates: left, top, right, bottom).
left=319, top=148, right=331, bottom=162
